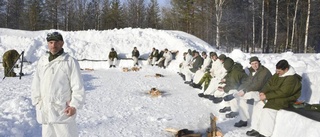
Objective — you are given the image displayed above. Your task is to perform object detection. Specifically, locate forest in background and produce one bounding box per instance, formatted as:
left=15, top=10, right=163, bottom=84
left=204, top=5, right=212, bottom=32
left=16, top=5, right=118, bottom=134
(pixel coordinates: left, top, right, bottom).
left=0, top=0, right=319, bottom=53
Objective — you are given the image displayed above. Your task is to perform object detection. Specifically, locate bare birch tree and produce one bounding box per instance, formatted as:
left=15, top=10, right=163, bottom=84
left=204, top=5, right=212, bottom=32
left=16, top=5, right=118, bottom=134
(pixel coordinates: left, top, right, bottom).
left=290, top=0, right=299, bottom=51
left=304, top=0, right=310, bottom=53
left=215, top=0, right=225, bottom=49
left=260, top=0, right=265, bottom=52
left=273, top=0, right=279, bottom=53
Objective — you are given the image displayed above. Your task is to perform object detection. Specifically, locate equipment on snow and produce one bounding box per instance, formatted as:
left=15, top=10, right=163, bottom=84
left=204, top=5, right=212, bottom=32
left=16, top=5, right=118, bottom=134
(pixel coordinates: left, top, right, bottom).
left=2, top=51, right=24, bottom=81
left=207, top=113, right=223, bottom=137
left=165, top=128, right=201, bottom=137
left=145, top=73, right=164, bottom=78
left=19, top=51, right=24, bottom=79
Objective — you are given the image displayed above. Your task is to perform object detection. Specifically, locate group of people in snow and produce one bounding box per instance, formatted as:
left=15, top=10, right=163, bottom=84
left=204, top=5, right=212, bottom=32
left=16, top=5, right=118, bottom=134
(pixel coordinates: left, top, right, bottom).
left=147, top=47, right=173, bottom=69
left=3, top=31, right=302, bottom=137
left=108, top=46, right=173, bottom=69
left=178, top=49, right=301, bottom=137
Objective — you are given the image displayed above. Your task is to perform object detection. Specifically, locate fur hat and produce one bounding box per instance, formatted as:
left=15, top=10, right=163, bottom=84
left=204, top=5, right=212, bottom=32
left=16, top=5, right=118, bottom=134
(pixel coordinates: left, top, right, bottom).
left=218, top=54, right=227, bottom=61
left=210, top=52, right=217, bottom=57
left=223, top=58, right=234, bottom=71
left=249, top=56, right=260, bottom=64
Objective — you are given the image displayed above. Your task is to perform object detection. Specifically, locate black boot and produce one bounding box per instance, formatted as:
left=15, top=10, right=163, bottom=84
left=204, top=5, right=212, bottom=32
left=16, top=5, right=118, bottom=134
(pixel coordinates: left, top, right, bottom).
left=109, top=65, right=112, bottom=68
left=113, top=65, right=116, bottom=68
left=223, top=94, right=235, bottom=101
left=191, top=83, right=202, bottom=89
left=212, top=97, right=223, bottom=104
left=246, top=129, right=259, bottom=136
left=234, top=120, right=247, bottom=127
left=219, top=107, right=231, bottom=113
left=256, top=134, right=266, bottom=137
left=226, top=111, right=239, bottom=118
left=198, top=93, right=205, bottom=97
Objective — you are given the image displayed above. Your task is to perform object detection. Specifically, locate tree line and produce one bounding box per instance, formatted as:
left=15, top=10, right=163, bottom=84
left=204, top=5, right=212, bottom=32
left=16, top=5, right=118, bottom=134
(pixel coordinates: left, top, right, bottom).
left=0, top=0, right=319, bottom=53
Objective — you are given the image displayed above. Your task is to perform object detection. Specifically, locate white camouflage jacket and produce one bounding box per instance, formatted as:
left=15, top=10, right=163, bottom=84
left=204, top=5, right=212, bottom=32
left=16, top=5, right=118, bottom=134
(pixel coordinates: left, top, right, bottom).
left=31, top=52, right=85, bottom=124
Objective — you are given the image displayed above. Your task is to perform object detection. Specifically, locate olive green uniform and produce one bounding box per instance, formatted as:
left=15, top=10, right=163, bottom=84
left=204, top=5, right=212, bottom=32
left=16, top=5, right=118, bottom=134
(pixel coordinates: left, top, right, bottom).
left=2, top=49, right=20, bottom=77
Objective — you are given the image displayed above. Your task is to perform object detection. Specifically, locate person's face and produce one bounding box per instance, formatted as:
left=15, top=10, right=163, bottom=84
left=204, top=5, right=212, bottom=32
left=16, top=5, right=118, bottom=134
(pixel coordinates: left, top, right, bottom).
left=47, top=40, right=63, bottom=54
left=212, top=55, right=218, bottom=61
left=250, top=61, right=260, bottom=71
left=276, top=68, right=288, bottom=76
left=202, top=54, right=207, bottom=58
left=219, top=59, right=224, bottom=63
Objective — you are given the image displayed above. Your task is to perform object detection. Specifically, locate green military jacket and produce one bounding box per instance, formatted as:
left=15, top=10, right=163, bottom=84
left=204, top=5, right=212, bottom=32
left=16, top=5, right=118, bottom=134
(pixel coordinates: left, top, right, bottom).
left=262, top=67, right=302, bottom=110
left=223, top=63, right=248, bottom=93
left=190, top=55, right=204, bottom=73
left=238, top=65, right=272, bottom=92
left=149, top=50, right=158, bottom=58
left=109, top=51, right=118, bottom=60
left=2, top=49, right=20, bottom=67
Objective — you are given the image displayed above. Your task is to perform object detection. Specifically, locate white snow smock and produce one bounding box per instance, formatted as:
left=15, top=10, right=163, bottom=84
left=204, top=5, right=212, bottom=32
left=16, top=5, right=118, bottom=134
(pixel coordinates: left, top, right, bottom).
left=31, top=52, right=85, bottom=124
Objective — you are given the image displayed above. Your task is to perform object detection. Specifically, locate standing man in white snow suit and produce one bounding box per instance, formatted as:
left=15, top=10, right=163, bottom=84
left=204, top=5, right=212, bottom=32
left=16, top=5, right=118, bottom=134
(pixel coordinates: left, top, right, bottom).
left=132, top=47, right=140, bottom=66
left=108, top=48, right=118, bottom=68
left=246, top=60, right=301, bottom=137
left=31, top=32, right=85, bottom=137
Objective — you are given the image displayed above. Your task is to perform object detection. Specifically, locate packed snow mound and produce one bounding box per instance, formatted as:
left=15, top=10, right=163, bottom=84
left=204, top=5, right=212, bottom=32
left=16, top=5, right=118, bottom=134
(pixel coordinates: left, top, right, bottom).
left=0, top=28, right=217, bottom=63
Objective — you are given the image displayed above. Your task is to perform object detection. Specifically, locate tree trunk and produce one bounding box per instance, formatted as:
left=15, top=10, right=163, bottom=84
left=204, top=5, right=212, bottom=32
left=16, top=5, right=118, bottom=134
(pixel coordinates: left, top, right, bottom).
left=285, top=0, right=290, bottom=51
left=265, top=0, right=269, bottom=53
left=274, top=0, right=279, bottom=53
left=261, top=0, right=265, bottom=53
left=291, top=0, right=299, bottom=51
left=215, top=0, right=225, bottom=49
left=252, top=0, right=255, bottom=53
left=304, top=0, right=310, bottom=53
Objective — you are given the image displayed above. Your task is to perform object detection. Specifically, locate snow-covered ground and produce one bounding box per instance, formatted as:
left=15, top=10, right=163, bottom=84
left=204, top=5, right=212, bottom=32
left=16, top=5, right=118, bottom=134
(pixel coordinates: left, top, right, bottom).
left=0, top=28, right=319, bottom=137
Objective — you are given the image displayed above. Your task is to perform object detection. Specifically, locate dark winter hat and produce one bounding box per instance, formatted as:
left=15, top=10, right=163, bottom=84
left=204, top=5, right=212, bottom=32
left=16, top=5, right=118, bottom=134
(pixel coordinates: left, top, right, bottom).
left=223, top=58, right=234, bottom=71
left=249, top=56, right=260, bottom=64
left=218, top=54, right=227, bottom=61
left=210, top=52, right=217, bottom=57
left=46, top=32, right=63, bottom=42
left=111, top=48, right=114, bottom=51
left=188, top=49, right=192, bottom=53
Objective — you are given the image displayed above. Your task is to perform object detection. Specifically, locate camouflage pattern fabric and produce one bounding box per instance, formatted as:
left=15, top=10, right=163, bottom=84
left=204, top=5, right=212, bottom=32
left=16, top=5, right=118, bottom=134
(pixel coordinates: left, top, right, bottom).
left=2, top=49, right=20, bottom=77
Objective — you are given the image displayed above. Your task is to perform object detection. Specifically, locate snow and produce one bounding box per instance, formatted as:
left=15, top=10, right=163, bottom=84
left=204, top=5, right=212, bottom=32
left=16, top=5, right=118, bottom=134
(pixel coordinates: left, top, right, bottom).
left=0, top=28, right=319, bottom=137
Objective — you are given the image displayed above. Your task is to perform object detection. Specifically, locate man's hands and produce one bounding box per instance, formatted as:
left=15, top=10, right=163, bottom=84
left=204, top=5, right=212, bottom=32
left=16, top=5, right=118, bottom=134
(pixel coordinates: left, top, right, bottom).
left=237, top=90, right=245, bottom=97
left=64, top=106, right=76, bottom=116
left=65, top=101, right=76, bottom=116
left=218, top=86, right=224, bottom=92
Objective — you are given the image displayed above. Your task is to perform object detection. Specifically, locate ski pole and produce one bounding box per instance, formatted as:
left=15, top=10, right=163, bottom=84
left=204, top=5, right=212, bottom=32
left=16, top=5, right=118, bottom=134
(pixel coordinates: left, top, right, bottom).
left=19, top=51, right=24, bottom=79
